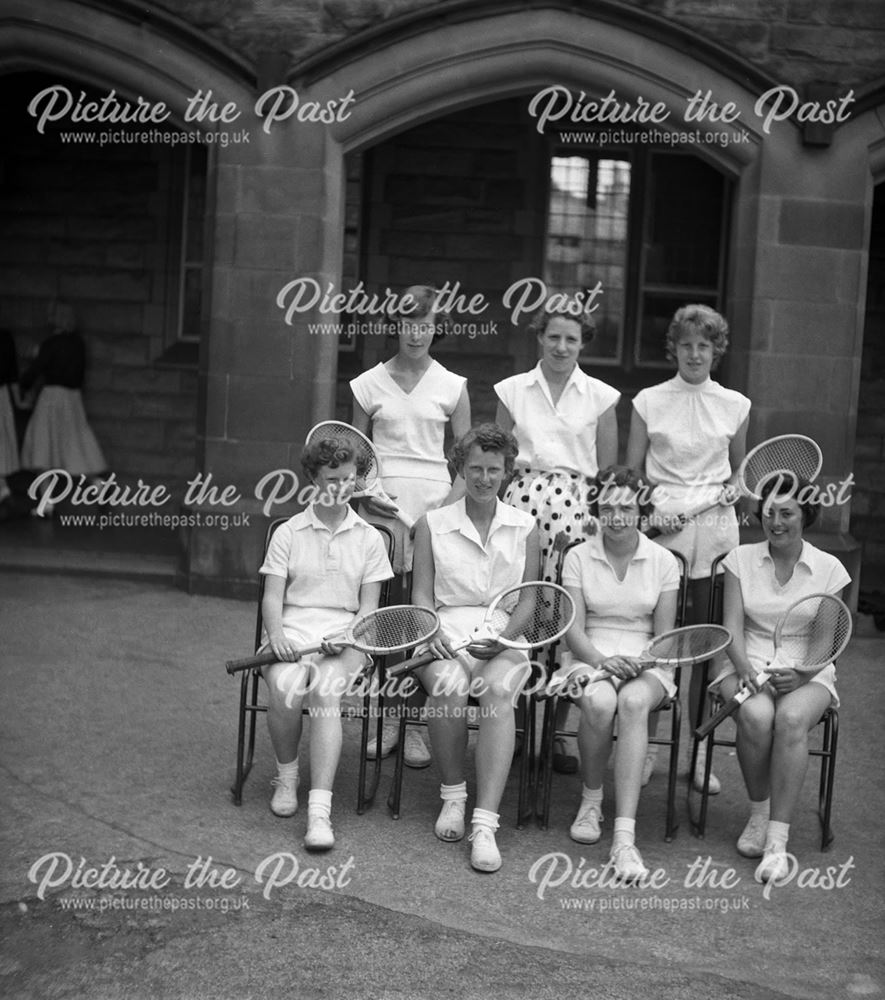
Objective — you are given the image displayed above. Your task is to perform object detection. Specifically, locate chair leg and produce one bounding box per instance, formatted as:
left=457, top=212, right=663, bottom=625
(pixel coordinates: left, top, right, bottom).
left=362, top=688, right=385, bottom=813
left=691, top=732, right=718, bottom=839
left=386, top=712, right=408, bottom=819
left=818, top=710, right=838, bottom=850
left=535, top=696, right=560, bottom=830
left=516, top=696, right=535, bottom=829
left=231, top=671, right=253, bottom=805
left=663, top=700, right=681, bottom=842
left=356, top=677, right=384, bottom=815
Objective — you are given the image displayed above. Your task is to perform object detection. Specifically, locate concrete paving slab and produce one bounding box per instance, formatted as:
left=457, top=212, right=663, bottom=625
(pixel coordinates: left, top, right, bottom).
left=1, top=572, right=883, bottom=999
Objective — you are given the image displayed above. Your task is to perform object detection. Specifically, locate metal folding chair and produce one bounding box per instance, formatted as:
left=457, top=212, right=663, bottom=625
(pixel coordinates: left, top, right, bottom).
left=689, top=552, right=839, bottom=849
left=229, top=518, right=396, bottom=814
left=535, top=540, right=690, bottom=841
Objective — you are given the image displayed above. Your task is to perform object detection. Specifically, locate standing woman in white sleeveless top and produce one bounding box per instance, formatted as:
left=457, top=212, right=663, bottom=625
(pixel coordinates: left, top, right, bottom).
left=494, top=303, right=619, bottom=582
left=627, top=304, right=750, bottom=793
left=350, top=285, right=471, bottom=764
left=350, top=286, right=471, bottom=573
left=494, top=301, right=619, bottom=773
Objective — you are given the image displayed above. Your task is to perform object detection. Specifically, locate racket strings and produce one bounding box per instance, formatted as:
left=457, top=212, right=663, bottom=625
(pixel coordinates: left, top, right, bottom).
left=305, top=421, right=379, bottom=489
left=645, top=625, right=730, bottom=663
left=353, top=607, right=439, bottom=652
left=778, top=600, right=852, bottom=666
left=742, top=438, right=821, bottom=497
left=491, top=584, right=575, bottom=646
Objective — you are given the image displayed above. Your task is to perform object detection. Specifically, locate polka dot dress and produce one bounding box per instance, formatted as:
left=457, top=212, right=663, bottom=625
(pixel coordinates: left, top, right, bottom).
left=503, top=468, right=596, bottom=673
left=503, top=468, right=597, bottom=583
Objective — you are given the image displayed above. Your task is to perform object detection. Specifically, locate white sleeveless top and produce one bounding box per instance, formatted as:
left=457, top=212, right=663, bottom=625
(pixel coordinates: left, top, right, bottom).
left=350, top=360, right=466, bottom=483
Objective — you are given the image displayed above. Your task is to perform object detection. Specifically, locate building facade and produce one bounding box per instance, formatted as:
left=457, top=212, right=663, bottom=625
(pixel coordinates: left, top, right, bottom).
left=1, top=0, right=883, bottom=597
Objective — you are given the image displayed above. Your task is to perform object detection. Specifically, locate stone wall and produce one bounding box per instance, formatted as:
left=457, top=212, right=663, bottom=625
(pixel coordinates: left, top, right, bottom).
left=152, top=0, right=885, bottom=89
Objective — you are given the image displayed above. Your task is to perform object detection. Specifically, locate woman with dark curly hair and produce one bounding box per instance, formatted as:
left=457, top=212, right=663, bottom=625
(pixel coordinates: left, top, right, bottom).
left=710, top=473, right=850, bottom=882
left=627, top=304, right=751, bottom=792
left=256, top=435, right=393, bottom=851
left=410, top=423, right=539, bottom=873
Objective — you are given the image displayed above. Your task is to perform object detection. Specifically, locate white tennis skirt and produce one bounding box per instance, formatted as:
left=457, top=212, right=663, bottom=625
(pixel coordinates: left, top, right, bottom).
left=21, top=387, right=106, bottom=476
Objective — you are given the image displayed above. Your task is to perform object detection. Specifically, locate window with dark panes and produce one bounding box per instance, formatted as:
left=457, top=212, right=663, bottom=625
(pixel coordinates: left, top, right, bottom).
left=543, top=146, right=729, bottom=377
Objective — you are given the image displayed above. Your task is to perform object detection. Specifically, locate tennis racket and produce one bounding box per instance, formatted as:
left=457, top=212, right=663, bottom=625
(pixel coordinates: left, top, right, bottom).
left=305, top=420, right=415, bottom=529
left=694, top=593, right=852, bottom=739
left=225, top=605, right=440, bottom=674
left=542, top=624, right=733, bottom=699
left=646, top=434, right=823, bottom=538
left=386, top=582, right=577, bottom=679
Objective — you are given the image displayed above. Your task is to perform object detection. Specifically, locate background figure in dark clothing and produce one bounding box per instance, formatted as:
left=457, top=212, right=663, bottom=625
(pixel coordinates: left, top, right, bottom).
left=0, top=328, right=20, bottom=504
left=20, top=302, right=106, bottom=487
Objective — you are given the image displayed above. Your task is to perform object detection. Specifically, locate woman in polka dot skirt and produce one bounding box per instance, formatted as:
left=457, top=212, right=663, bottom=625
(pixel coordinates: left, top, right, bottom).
left=494, top=302, right=620, bottom=770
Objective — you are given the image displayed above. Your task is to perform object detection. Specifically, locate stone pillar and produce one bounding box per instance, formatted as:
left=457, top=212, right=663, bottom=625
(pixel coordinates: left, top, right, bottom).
left=182, top=116, right=345, bottom=595
left=732, top=126, right=868, bottom=604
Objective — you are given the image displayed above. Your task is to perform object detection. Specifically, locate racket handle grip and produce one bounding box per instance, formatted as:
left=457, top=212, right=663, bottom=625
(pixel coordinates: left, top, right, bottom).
left=395, top=509, right=415, bottom=530
left=386, top=649, right=434, bottom=679
left=694, top=689, right=746, bottom=739
left=226, top=651, right=277, bottom=674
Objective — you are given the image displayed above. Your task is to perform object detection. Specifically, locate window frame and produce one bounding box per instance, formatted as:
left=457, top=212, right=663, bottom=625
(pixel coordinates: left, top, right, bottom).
left=541, top=140, right=731, bottom=377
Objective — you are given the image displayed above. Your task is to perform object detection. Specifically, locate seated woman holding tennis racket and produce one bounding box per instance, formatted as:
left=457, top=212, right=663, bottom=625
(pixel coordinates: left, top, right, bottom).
left=708, top=472, right=850, bottom=883
left=408, top=423, right=539, bottom=873
left=554, top=466, right=681, bottom=881
left=258, top=435, right=393, bottom=851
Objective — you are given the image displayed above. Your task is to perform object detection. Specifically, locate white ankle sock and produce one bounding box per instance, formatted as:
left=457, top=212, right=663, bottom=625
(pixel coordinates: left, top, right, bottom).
left=275, top=758, right=299, bottom=780
left=612, top=817, right=636, bottom=849
left=308, top=789, right=332, bottom=818
left=581, top=785, right=603, bottom=809
left=440, top=781, right=467, bottom=804
left=749, top=797, right=770, bottom=820
left=766, top=820, right=789, bottom=850
left=470, top=808, right=499, bottom=832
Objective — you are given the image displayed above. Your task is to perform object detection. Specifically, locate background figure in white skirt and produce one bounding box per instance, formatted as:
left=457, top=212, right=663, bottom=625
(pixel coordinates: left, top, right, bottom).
left=20, top=302, right=106, bottom=511
left=627, top=304, right=750, bottom=793
left=350, top=285, right=471, bottom=766
left=495, top=300, right=619, bottom=774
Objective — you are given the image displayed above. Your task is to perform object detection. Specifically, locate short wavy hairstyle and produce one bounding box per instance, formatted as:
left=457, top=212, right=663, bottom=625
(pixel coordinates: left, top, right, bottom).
left=755, top=471, right=820, bottom=529
left=450, top=422, right=519, bottom=476
left=300, top=436, right=366, bottom=482
left=527, top=298, right=597, bottom=344
left=665, top=304, right=730, bottom=368
left=387, top=284, right=449, bottom=341
left=588, top=465, right=655, bottom=519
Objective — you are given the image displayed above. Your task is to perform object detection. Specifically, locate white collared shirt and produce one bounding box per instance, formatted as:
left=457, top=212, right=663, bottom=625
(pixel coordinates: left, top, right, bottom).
left=722, top=541, right=850, bottom=665
left=260, top=505, right=393, bottom=630
left=494, top=363, right=620, bottom=475
left=562, top=533, right=680, bottom=653
left=426, top=497, right=535, bottom=608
